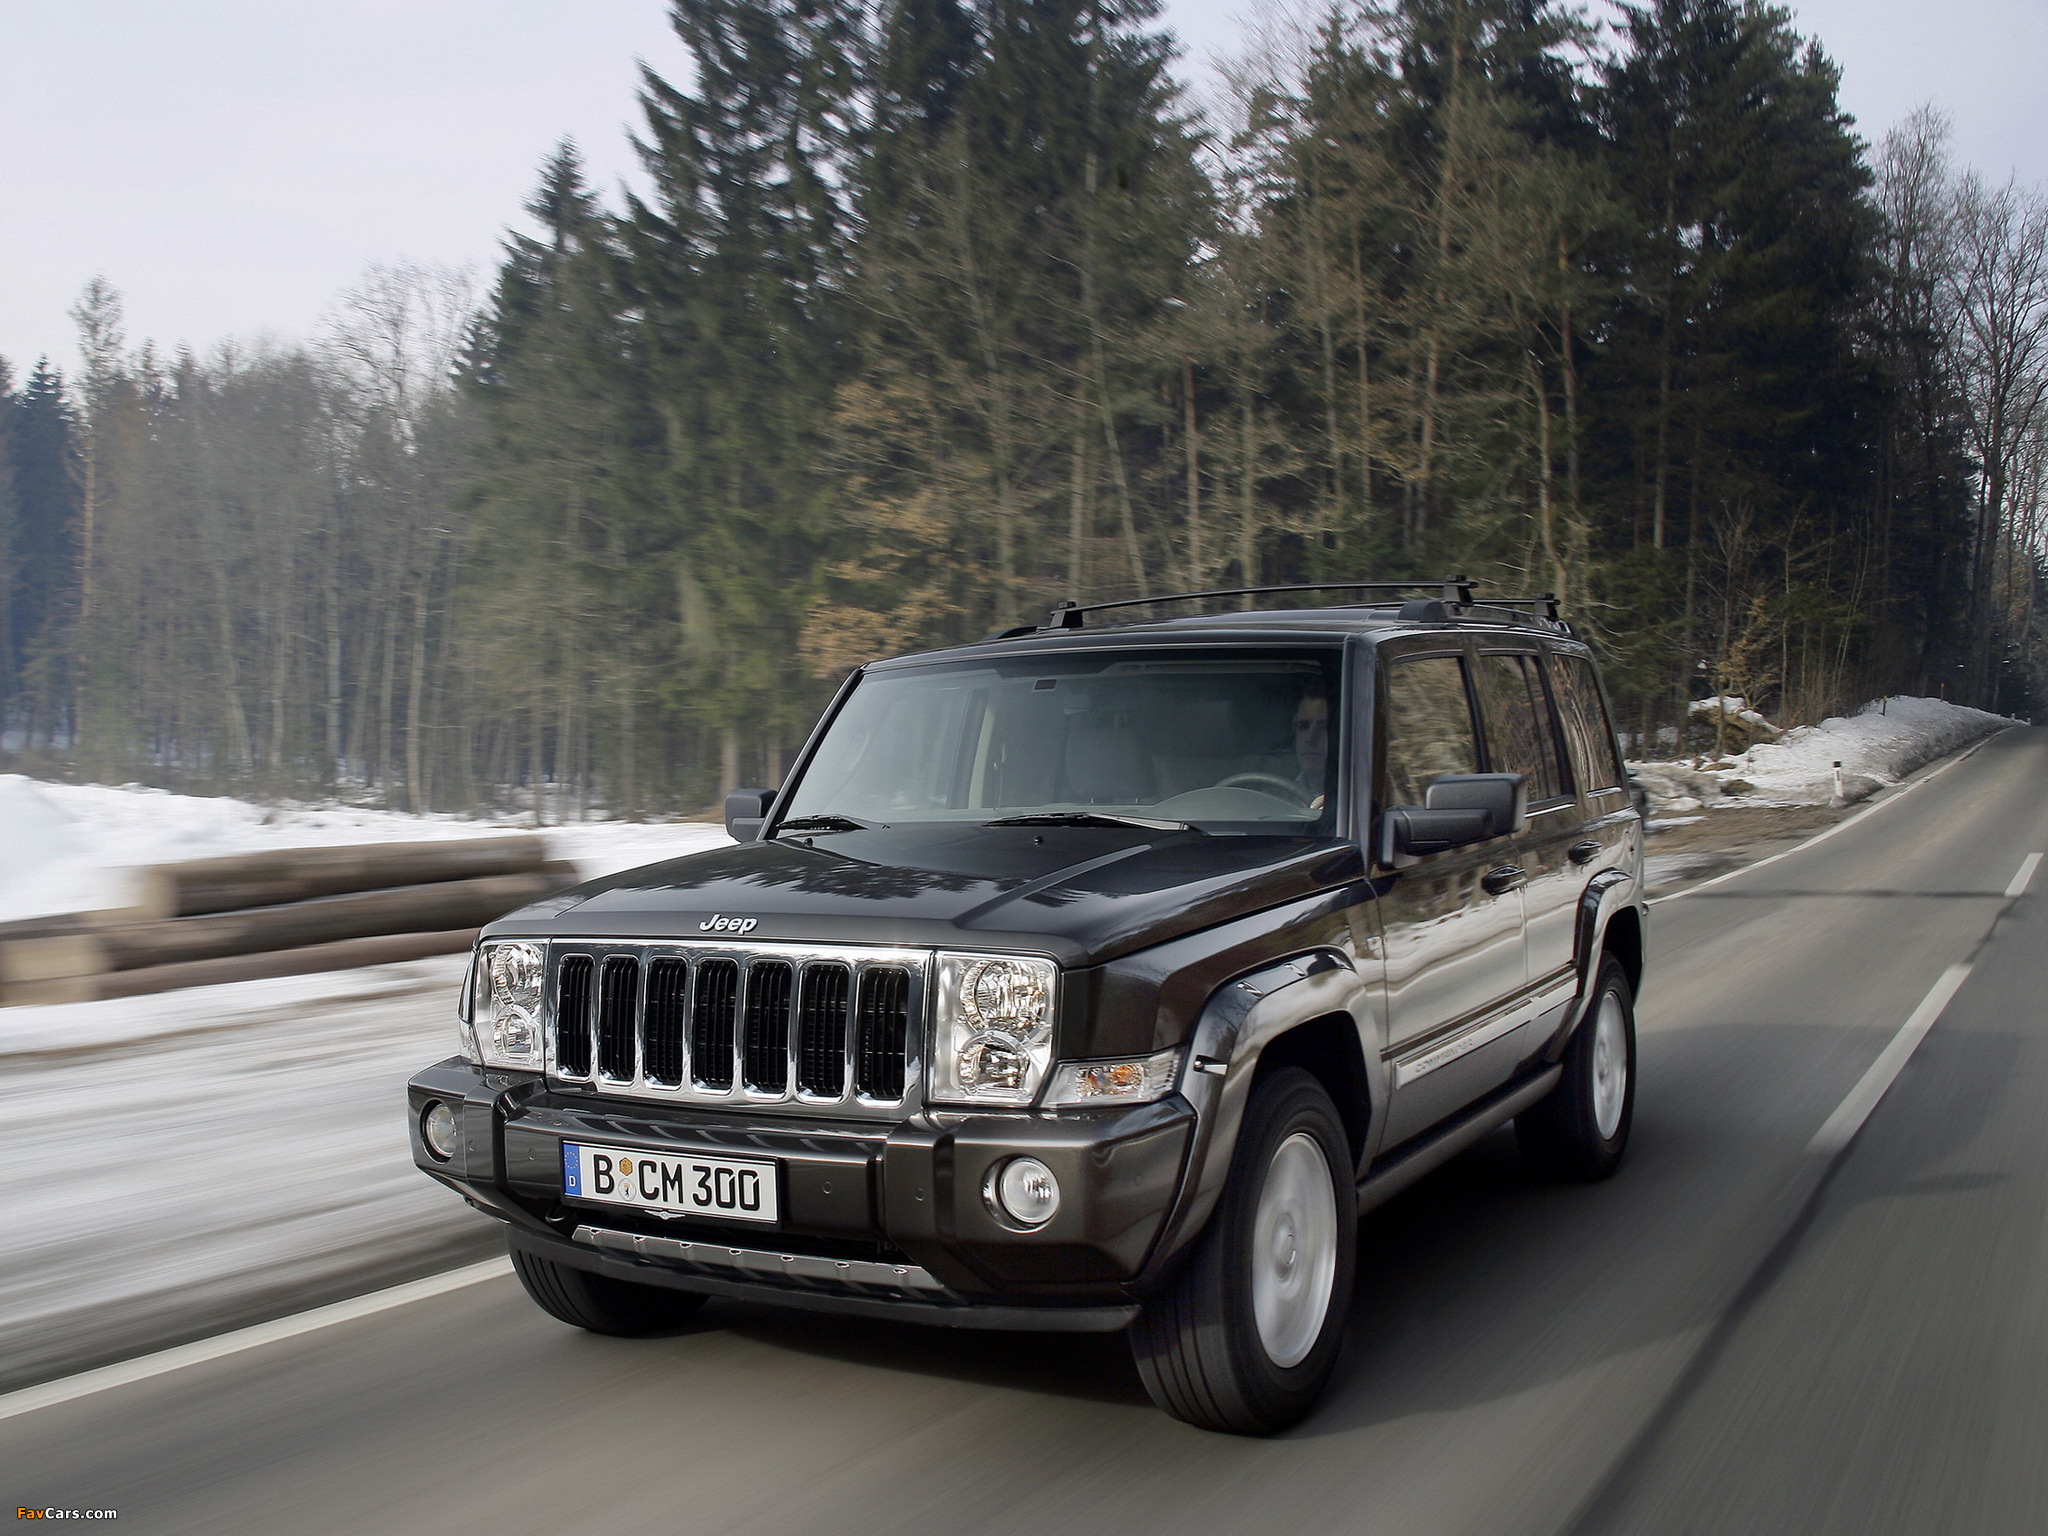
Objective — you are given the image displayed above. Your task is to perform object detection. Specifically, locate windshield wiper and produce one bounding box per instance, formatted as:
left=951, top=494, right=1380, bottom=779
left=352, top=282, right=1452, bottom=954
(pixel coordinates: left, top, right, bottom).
left=983, top=812, right=1197, bottom=833
left=775, top=814, right=887, bottom=833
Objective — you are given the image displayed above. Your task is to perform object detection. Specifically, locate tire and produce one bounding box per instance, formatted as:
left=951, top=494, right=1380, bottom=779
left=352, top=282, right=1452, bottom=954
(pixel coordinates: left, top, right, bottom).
left=1131, top=1067, right=1357, bottom=1434
left=510, top=1242, right=708, bottom=1336
left=1517, top=953, right=1636, bottom=1181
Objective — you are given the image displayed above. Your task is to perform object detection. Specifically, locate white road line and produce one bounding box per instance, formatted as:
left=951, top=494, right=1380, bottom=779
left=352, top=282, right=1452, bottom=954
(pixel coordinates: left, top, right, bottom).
left=1650, top=729, right=2014, bottom=907
left=2005, top=852, right=2043, bottom=899
left=1808, top=964, right=1973, bottom=1156
left=0, top=1257, right=512, bottom=1425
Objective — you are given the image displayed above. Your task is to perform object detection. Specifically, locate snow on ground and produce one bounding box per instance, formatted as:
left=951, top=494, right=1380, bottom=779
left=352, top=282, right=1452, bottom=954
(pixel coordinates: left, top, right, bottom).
left=0, top=776, right=733, bottom=924
left=1629, top=695, right=2018, bottom=813
left=0, top=953, right=497, bottom=1393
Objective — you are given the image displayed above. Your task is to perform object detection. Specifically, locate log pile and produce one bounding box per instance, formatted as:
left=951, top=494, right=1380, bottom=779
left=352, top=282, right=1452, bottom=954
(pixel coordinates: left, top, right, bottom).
left=0, top=836, right=576, bottom=1006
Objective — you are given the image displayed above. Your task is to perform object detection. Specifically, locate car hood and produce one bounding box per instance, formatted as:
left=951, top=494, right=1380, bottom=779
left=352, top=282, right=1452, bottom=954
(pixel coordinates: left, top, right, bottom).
left=483, top=823, right=1365, bottom=967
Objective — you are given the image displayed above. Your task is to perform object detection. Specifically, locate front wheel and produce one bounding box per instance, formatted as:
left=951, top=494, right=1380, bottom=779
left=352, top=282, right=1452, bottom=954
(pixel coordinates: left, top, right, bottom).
left=1516, top=954, right=1636, bottom=1180
left=1130, top=1067, right=1357, bottom=1434
left=510, top=1243, right=707, bottom=1336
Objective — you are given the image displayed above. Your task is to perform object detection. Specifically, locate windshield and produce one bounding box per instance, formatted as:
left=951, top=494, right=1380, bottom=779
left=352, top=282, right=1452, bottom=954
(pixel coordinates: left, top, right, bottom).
left=780, top=649, right=1343, bottom=833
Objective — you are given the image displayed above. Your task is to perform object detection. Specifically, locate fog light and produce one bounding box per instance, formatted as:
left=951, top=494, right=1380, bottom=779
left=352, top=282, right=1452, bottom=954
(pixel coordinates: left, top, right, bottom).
left=989, top=1156, right=1060, bottom=1227
left=421, top=1100, right=461, bottom=1162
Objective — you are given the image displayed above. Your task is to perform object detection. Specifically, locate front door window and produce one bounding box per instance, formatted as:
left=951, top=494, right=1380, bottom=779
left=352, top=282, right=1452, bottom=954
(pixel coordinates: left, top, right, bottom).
left=1381, top=656, right=1479, bottom=808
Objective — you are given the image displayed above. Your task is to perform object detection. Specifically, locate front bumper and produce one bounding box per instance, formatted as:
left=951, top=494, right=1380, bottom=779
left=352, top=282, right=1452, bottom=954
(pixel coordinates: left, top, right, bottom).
left=407, top=1058, right=1195, bottom=1324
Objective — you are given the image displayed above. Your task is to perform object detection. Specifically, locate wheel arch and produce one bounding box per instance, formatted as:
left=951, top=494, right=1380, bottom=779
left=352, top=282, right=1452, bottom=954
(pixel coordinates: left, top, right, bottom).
left=1252, top=1012, right=1371, bottom=1165
left=1543, top=871, right=1644, bottom=1064
left=1601, top=904, right=1644, bottom=999
left=1137, top=951, right=1381, bottom=1286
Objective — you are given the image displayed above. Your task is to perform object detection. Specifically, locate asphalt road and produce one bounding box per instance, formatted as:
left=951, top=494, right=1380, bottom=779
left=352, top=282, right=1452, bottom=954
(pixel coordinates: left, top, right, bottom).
left=9, top=728, right=2048, bottom=1536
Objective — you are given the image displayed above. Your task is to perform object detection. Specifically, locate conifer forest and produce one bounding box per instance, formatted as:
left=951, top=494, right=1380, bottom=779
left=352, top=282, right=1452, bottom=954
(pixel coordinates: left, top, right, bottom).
left=3, top=0, right=2045, bottom=817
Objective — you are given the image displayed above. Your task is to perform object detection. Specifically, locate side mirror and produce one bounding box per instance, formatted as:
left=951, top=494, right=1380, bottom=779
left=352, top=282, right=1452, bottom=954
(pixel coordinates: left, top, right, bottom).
left=1378, top=772, right=1527, bottom=865
left=724, top=787, right=776, bottom=842
left=1424, top=772, right=1528, bottom=835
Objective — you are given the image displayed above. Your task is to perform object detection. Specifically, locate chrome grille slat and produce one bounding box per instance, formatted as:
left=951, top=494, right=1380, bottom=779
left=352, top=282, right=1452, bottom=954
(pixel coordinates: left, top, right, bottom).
left=545, top=941, right=925, bottom=1116
left=642, top=958, right=690, bottom=1086
left=856, top=966, right=911, bottom=1101
left=797, top=962, right=851, bottom=1098
left=743, top=961, right=794, bottom=1093
left=554, top=955, right=595, bottom=1078
left=596, top=955, right=639, bottom=1081
left=691, top=958, right=738, bottom=1091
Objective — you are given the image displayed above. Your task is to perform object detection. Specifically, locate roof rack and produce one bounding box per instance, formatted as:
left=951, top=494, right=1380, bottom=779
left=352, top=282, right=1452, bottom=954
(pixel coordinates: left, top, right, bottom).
left=1034, top=578, right=1478, bottom=633
left=978, top=578, right=1566, bottom=639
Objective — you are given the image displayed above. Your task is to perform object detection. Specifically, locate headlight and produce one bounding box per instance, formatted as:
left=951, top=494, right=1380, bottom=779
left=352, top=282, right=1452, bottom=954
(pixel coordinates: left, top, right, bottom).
left=1043, top=1046, right=1183, bottom=1107
left=929, top=953, right=1058, bottom=1105
left=473, top=940, right=545, bottom=1069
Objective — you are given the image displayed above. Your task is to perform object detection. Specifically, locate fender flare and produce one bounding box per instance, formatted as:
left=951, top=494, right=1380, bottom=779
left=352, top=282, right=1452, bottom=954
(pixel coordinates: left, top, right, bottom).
left=1137, top=949, right=1382, bottom=1284
left=1541, top=869, right=1642, bottom=1062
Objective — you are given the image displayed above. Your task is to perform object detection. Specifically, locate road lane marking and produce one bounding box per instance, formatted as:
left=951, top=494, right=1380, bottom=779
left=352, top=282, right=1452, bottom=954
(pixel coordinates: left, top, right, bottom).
left=2005, top=852, right=2043, bottom=898
left=1651, top=728, right=2014, bottom=906
left=0, top=1257, right=512, bottom=1424
left=1808, top=964, right=1973, bottom=1156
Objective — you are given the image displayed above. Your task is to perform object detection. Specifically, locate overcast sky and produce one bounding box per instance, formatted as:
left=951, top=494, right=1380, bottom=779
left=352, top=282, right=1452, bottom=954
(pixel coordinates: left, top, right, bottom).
left=3, top=0, right=2042, bottom=374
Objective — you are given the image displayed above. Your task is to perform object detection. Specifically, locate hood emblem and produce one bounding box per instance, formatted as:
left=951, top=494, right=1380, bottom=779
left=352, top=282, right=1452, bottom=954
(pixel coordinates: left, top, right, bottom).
left=699, top=914, right=759, bottom=935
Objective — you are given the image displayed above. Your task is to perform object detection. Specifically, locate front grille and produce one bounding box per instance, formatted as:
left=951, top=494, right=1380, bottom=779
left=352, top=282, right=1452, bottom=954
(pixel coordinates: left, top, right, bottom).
left=547, top=942, right=924, bottom=1114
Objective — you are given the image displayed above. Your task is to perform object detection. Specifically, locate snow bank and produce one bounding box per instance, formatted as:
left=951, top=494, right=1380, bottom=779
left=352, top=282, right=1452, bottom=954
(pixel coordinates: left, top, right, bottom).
left=1631, top=695, right=2018, bottom=811
left=0, top=777, right=733, bottom=924
left=1687, top=694, right=1781, bottom=742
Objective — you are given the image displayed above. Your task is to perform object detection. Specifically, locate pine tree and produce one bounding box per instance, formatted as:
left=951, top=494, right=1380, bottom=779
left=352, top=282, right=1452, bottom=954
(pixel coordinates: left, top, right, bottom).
left=1238, top=0, right=1604, bottom=586
left=628, top=0, right=866, bottom=790
left=463, top=144, right=649, bottom=816
left=1596, top=0, right=1884, bottom=722
left=811, top=0, right=1209, bottom=668
left=4, top=360, right=81, bottom=750
left=0, top=359, right=16, bottom=719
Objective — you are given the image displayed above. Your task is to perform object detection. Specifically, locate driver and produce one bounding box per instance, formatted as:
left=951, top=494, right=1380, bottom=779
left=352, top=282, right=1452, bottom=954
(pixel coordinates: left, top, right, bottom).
left=1293, top=690, right=1330, bottom=810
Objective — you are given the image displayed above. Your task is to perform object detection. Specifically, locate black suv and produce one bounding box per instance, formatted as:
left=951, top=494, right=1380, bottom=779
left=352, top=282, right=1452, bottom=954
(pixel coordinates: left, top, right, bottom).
left=407, top=581, right=1645, bottom=1434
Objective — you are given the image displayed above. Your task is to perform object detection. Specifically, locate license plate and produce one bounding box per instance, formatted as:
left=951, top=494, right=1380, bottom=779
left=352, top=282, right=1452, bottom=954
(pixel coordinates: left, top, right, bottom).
left=562, top=1142, right=779, bottom=1224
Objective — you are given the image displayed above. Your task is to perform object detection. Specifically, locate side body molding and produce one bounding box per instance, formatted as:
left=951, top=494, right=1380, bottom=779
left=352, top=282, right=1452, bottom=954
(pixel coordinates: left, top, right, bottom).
left=1139, top=950, right=1386, bottom=1283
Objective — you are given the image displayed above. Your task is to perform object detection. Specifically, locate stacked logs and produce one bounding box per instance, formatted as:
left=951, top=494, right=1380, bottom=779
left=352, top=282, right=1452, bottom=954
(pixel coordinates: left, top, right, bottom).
left=0, top=836, right=576, bottom=1006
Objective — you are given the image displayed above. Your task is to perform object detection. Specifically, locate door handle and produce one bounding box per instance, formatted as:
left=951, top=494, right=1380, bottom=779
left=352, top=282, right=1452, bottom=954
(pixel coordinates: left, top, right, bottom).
left=1482, top=865, right=1526, bottom=896
left=1568, top=840, right=1602, bottom=866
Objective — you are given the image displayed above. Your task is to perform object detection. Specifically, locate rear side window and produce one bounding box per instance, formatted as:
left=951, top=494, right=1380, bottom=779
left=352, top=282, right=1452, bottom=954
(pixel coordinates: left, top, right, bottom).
left=1550, top=654, right=1626, bottom=792
left=1474, top=654, right=1568, bottom=802
left=1381, top=656, right=1480, bottom=808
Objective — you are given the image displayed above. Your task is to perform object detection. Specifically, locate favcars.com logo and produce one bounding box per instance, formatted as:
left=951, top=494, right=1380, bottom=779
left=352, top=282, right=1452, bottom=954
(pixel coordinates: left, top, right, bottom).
left=18, top=1512, right=120, bottom=1521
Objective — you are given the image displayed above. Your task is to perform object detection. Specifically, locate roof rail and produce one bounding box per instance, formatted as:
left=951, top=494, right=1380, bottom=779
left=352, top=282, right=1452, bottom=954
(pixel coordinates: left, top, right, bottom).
left=1477, top=594, right=1563, bottom=622
left=1037, top=578, right=1476, bottom=632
